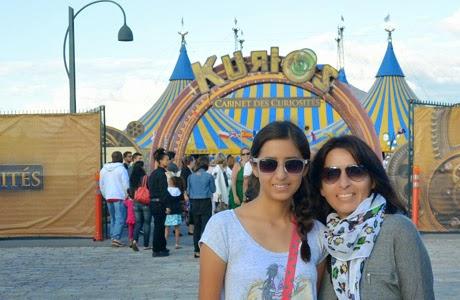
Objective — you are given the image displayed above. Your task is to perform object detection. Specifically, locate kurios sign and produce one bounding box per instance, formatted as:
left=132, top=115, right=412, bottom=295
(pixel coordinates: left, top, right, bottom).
left=0, top=165, right=43, bottom=191
left=191, top=47, right=339, bottom=94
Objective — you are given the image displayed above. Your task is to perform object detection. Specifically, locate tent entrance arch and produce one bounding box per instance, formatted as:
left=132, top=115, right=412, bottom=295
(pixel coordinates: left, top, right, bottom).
left=153, top=50, right=381, bottom=160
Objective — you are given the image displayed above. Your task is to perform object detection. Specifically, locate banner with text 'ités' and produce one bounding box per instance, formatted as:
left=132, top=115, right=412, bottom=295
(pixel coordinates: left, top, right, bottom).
left=0, top=113, right=101, bottom=237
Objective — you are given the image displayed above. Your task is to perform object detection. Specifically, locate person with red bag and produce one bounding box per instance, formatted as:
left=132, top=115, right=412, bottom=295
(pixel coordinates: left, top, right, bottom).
left=129, top=160, right=152, bottom=251
left=199, top=122, right=328, bottom=299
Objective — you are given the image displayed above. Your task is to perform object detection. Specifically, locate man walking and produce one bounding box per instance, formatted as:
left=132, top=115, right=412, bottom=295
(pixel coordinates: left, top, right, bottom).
left=128, top=152, right=143, bottom=177
left=123, top=151, right=133, bottom=170
left=100, top=151, right=129, bottom=247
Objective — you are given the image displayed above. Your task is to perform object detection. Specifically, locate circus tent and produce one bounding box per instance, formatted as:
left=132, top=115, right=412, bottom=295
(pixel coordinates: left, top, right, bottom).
left=186, top=66, right=367, bottom=154
left=134, top=36, right=370, bottom=154
left=134, top=39, right=255, bottom=153
left=134, top=42, right=194, bottom=149
left=362, top=32, right=418, bottom=152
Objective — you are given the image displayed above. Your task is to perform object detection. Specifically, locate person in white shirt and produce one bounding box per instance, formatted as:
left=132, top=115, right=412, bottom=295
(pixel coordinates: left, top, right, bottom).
left=243, top=161, right=252, bottom=202
left=99, top=151, right=129, bottom=247
left=199, top=121, right=327, bottom=299
left=211, top=153, right=230, bottom=213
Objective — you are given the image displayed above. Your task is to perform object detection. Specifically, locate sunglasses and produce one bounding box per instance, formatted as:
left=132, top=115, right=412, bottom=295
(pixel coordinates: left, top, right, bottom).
left=321, top=164, right=368, bottom=184
left=241, top=152, right=251, bottom=156
left=251, top=158, right=309, bottom=174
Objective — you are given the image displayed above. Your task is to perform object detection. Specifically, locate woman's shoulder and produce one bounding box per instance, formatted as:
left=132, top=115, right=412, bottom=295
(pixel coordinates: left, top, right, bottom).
left=201, top=211, right=236, bottom=245
left=381, top=213, right=421, bottom=243
left=382, top=213, right=415, bottom=232
left=210, top=210, right=235, bottom=224
left=306, top=219, right=326, bottom=236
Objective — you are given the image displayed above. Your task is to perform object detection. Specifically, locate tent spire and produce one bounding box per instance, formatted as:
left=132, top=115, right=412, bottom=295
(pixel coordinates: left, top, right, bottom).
left=336, top=15, right=345, bottom=69
left=178, top=17, right=188, bottom=46
left=384, top=14, right=395, bottom=42
left=232, top=18, right=244, bottom=51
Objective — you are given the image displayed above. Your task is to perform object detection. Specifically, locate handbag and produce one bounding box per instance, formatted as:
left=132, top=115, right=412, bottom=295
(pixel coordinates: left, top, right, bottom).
left=134, top=175, right=150, bottom=205
left=214, top=195, right=228, bottom=213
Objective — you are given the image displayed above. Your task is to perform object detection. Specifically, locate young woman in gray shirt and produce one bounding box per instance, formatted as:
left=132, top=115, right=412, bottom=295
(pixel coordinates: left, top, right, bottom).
left=199, top=121, right=328, bottom=299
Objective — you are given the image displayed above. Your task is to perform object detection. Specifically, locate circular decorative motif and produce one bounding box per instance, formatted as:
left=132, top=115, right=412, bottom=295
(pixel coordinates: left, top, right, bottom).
left=125, top=121, right=145, bottom=138
left=282, top=49, right=317, bottom=83
left=386, top=143, right=410, bottom=208
left=427, top=153, right=460, bottom=230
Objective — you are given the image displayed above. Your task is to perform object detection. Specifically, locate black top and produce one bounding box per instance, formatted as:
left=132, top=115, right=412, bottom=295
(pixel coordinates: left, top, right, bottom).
left=180, top=166, right=192, bottom=190
left=166, top=193, right=184, bottom=215
left=148, top=167, right=168, bottom=204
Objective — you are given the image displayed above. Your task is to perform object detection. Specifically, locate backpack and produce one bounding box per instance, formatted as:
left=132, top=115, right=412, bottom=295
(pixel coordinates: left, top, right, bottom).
left=134, top=175, right=150, bottom=205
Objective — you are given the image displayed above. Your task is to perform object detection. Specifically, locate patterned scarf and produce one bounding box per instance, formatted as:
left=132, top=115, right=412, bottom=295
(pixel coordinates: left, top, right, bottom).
left=322, top=193, right=386, bottom=300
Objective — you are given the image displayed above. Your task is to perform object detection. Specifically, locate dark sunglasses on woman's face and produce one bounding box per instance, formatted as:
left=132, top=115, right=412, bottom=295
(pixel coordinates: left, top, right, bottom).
left=321, top=164, right=368, bottom=184
left=251, top=158, right=309, bottom=174
left=241, top=152, right=250, bottom=156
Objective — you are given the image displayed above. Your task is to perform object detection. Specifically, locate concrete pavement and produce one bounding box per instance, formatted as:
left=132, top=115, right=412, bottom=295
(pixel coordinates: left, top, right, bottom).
left=0, top=231, right=459, bottom=299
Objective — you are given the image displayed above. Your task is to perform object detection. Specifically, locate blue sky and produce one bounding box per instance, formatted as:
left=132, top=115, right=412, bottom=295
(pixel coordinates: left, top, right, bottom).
left=1, top=0, right=459, bottom=128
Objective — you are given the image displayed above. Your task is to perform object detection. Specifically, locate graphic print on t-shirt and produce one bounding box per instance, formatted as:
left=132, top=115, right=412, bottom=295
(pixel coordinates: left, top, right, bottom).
left=245, top=263, right=313, bottom=299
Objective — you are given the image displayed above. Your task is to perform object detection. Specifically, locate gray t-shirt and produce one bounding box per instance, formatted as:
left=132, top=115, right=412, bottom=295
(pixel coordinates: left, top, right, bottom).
left=200, top=210, right=327, bottom=300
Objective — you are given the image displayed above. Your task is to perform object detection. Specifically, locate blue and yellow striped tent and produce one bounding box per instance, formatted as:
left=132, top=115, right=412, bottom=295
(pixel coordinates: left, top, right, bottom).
left=363, top=38, right=418, bottom=152
left=186, top=81, right=353, bottom=154
left=135, top=42, right=257, bottom=153
left=135, top=43, right=194, bottom=149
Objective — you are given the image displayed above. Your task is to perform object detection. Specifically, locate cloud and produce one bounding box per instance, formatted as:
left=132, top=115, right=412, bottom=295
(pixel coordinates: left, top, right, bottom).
left=440, top=8, right=460, bottom=35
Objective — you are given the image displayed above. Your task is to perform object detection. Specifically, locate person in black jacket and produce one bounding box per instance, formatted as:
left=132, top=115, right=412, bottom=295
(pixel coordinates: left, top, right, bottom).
left=148, top=148, right=170, bottom=257
left=164, top=176, right=185, bottom=249
left=180, top=155, right=195, bottom=235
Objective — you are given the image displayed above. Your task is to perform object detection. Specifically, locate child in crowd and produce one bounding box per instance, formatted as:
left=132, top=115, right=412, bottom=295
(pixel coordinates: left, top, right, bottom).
left=165, top=176, right=185, bottom=249
left=124, top=196, right=136, bottom=250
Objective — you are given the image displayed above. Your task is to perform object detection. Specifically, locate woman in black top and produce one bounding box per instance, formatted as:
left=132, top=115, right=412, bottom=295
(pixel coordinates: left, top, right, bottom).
left=148, top=148, right=170, bottom=257
left=129, top=161, right=152, bottom=251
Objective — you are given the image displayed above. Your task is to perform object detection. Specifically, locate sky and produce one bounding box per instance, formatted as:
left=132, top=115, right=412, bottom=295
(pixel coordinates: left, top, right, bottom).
left=1, top=0, right=459, bottom=129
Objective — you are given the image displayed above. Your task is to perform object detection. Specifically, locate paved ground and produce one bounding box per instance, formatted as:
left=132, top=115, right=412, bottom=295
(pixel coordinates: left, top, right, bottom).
left=0, top=229, right=459, bottom=299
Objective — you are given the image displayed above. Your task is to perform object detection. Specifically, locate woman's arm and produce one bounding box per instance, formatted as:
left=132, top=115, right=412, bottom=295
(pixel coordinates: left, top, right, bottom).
left=316, top=260, right=326, bottom=292
left=393, top=216, right=434, bottom=299
left=231, top=164, right=241, bottom=205
left=199, top=244, right=227, bottom=300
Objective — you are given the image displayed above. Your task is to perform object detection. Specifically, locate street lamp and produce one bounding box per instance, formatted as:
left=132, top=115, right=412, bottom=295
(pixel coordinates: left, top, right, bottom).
left=63, top=0, right=133, bottom=113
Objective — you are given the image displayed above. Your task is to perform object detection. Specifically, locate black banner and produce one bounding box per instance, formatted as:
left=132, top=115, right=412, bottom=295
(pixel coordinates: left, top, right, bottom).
left=0, top=165, right=44, bottom=191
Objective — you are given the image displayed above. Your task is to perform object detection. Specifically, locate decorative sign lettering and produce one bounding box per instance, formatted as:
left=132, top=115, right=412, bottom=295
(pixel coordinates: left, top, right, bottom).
left=191, top=47, right=338, bottom=93
left=0, top=165, right=44, bottom=191
left=214, top=97, right=320, bottom=109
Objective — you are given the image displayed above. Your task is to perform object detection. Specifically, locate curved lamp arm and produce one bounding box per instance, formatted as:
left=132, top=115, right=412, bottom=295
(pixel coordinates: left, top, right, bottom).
left=63, top=0, right=132, bottom=77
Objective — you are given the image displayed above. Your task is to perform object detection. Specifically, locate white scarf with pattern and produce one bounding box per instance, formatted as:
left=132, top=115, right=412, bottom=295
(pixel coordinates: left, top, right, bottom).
left=322, top=193, right=386, bottom=300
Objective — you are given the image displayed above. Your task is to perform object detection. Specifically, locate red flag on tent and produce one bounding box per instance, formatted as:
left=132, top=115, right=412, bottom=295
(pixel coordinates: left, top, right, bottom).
left=241, top=131, right=253, bottom=138
left=218, top=130, right=230, bottom=138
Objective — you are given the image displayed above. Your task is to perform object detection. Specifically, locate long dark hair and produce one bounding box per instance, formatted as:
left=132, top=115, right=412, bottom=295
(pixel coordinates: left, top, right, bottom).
left=307, top=135, right=407, bottom=223
left=250, top=121, right=321, bottom=262
left=153, top=148, right=168, bottom=164
left=130, top=161, right=146, bottom=190
left=194, top=156, right=209, bottom=171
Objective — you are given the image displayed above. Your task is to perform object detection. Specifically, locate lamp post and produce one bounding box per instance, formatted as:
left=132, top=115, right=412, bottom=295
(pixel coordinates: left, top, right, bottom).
left=63, top=0, right=133, bottom=113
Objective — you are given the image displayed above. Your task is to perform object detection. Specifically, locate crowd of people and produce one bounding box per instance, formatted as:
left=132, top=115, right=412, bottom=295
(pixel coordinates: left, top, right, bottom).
left=99, top=146, right=253, bottom=258
left=99, top=121, right=435, bottom=299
